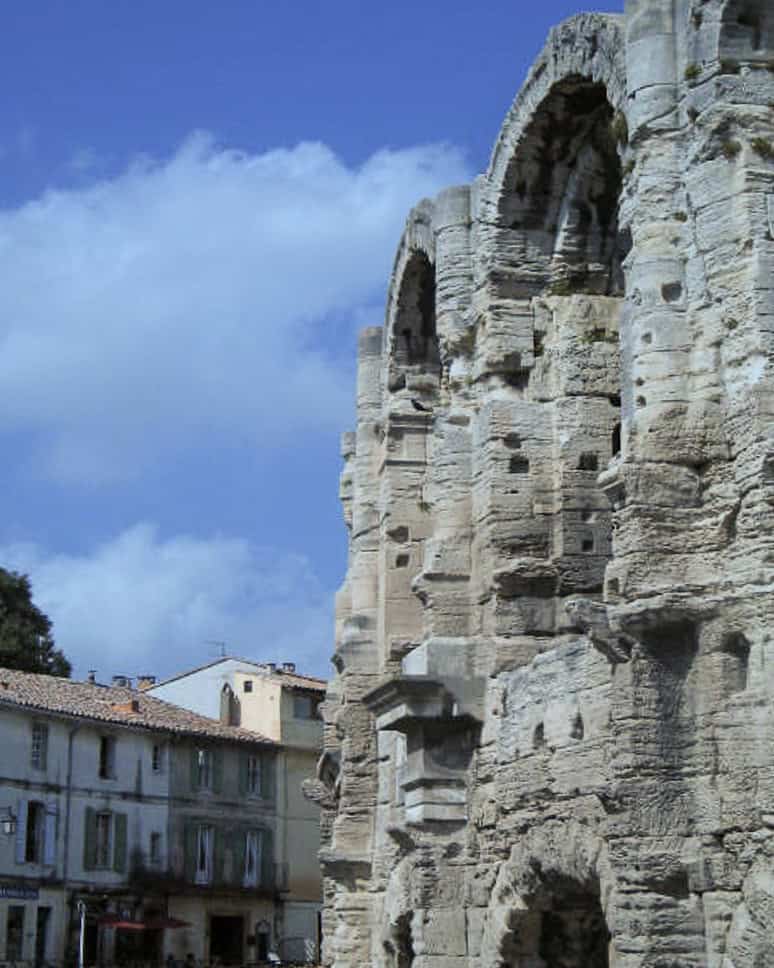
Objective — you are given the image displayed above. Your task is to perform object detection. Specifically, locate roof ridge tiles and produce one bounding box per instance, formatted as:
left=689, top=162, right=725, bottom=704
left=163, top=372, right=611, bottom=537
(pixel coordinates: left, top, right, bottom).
left=0, top=666, right=277, bottom=746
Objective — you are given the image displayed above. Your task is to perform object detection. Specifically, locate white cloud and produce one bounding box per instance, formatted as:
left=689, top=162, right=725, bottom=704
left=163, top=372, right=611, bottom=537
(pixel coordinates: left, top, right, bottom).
left=0, top=523, right=334, bottom=680
left=0, top=133, right=470, bottom=483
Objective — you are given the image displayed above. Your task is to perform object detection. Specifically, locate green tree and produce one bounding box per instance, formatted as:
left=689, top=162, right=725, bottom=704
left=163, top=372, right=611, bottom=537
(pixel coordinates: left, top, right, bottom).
left=0, top=568, right=71, bottom=676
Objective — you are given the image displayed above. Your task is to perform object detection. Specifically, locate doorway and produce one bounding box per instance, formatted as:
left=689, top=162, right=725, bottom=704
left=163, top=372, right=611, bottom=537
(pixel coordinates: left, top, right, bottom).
left=6, top=906, right=25, bottom=961
left=209, top=916, right=243, bottom=966
left=538, top=897, right=609, bottom=967
left=35, top=907, right=51, bottom=967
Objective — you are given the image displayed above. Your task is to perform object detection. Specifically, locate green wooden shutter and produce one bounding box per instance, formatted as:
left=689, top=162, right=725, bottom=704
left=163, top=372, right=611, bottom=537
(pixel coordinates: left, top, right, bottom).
left=238, top=754, right=248, bottom=795
left=260, top=827, right=274, bottom=890
left=113, top=813, right=128, bottom=873
left=15, top=799, right=28, bottom=865
left=233, top=828, right=246, bottom=888
left=213, top=826, right=225, bottom=885
left=212, top=749, right=223, bottom=794
left=183, top=823, right=198, bottom=883
left=261, top=753, right=275, bottom=802
left=190, top=749, right=200, bottom=791
left=83, top=807, right=97, bottom=871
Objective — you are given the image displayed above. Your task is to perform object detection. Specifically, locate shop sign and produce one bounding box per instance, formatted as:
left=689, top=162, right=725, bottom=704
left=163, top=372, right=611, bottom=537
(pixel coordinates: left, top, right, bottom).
left=0, top=885, right=39, bottom=900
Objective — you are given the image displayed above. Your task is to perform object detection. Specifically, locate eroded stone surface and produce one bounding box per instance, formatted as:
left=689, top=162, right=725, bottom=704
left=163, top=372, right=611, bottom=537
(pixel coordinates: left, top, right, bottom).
left=317, top=3, right=774, bottom=965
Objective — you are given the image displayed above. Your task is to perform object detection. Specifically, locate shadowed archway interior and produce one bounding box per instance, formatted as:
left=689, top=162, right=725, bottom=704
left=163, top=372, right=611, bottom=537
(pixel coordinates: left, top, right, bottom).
left=500, top=878, right=610, bottom=968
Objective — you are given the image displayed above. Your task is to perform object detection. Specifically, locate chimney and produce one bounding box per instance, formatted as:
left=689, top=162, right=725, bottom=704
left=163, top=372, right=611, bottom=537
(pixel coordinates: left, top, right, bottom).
left=87, top=670, right=97, bottom=684
left=136, top=675, right=156, bottom=691
left=281, top=662, right=296, bottom=674
left=111, top=698, right=140, bottom=714
left=111, top=674, right=131, bottom=689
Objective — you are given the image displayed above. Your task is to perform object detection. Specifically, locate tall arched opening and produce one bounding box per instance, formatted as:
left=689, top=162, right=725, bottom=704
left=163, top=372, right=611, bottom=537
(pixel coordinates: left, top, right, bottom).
left=499, top=880, right=610, bottom=968
left=481, top=67, right=628, bottom=629
left=497, top=77, right=628, bottom=301
left=719, top=0, right=773, bottom=62
left=482, top=821, right=616, bottom=968
left=386, top=249, right=440, bottom=397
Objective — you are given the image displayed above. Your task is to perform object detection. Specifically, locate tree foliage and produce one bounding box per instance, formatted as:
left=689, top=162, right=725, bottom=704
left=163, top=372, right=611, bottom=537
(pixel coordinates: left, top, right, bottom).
left=0, top=568, right=71, bottom=677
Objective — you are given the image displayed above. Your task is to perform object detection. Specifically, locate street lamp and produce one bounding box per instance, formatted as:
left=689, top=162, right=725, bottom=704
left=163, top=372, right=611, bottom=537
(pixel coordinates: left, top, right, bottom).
left=77, top=901, right=87, bottom=968
left=0, top=807, right=16, bottom=836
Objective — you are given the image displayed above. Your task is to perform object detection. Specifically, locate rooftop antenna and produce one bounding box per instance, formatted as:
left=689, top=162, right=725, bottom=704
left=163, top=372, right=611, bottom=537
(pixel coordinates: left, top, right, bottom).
left=206, top=640, right=228, bottom=657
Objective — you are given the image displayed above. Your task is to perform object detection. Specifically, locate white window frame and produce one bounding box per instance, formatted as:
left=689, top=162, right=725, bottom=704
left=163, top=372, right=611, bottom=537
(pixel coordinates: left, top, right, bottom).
left=31, top=722, right=48, bottom=771
left=195, top=824, right=213, bottom=885
left=243, top=829, right=263, bottom=888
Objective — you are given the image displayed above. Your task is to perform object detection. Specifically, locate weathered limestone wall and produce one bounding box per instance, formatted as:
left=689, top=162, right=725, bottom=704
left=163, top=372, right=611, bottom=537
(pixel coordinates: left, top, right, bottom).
left=313, top=2, right=774, bottom=965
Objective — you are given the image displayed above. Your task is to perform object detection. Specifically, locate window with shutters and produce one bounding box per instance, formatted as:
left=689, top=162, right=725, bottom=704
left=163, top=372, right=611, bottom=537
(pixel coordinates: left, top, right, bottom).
left=83, top=808, right=127, bottom=873
left=243, top=829, right=263, bottom=888
left=246, top=755, right=262, bottom=795
left=17, top=800, right=57, bottom=867
left=195, top=824, right=213, bottom=885
left=98, top=736, right=116, bottom=779
left=25, top=801, right=45, bottom=863
left=95, top=812, right=112, bottom=868
left=30, top=722, right=48, bottom=771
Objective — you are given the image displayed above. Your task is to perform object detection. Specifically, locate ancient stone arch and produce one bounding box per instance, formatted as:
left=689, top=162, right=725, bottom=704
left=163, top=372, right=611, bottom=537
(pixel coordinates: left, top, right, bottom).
left=384, top=203, right=440, bottom=399
left=487, top=14, right=626, bottom=190
left=482, top=821, right=615, bottom=968
left=317, top=4, right=774, bottom=966
left=469, top=21, right=627, bottom=623
left=718, top=0, right=774, bottom=62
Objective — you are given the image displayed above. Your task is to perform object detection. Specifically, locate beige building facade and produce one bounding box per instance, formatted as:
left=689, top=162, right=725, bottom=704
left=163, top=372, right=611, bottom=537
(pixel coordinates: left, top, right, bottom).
left=148, top=658, right=325, bottom=961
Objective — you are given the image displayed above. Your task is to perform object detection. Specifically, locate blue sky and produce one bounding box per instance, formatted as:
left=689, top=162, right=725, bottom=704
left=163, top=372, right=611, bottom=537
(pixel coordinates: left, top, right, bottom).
left=0, top=1, right=622, bottom=681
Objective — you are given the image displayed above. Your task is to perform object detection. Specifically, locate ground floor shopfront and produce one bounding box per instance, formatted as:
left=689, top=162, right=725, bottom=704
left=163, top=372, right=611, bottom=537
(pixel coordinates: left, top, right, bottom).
left=0, top=882, right=67, bottom=966
left=168, top=895, right=320, bottom=965
left=1, top=880, right=319, bottom=966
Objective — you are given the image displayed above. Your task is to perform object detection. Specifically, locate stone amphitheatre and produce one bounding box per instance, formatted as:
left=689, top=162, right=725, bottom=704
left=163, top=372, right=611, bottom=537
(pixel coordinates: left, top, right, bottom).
left=304, top=1, right=774, bottom=964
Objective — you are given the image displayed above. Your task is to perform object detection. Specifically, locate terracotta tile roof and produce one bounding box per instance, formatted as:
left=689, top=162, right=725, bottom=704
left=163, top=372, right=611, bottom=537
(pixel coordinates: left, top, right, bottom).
left=0, top=667, right=275, bottom=746
left=151, top=656, right=327, bottom=693
left=272, top=671, right=328, bottom=692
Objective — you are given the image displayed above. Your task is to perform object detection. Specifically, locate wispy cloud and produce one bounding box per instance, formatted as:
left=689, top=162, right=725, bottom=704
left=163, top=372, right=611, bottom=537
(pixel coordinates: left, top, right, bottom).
left=0, top=523, right=333, bottom=680
left=0, top=132, right=470, bottom=484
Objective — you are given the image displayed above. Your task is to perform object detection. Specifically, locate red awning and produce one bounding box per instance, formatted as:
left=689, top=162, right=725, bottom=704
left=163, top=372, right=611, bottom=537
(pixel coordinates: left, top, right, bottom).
left=98, top=915, right=189, bottom=931
left=147, top=918, right=189, bottom=930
